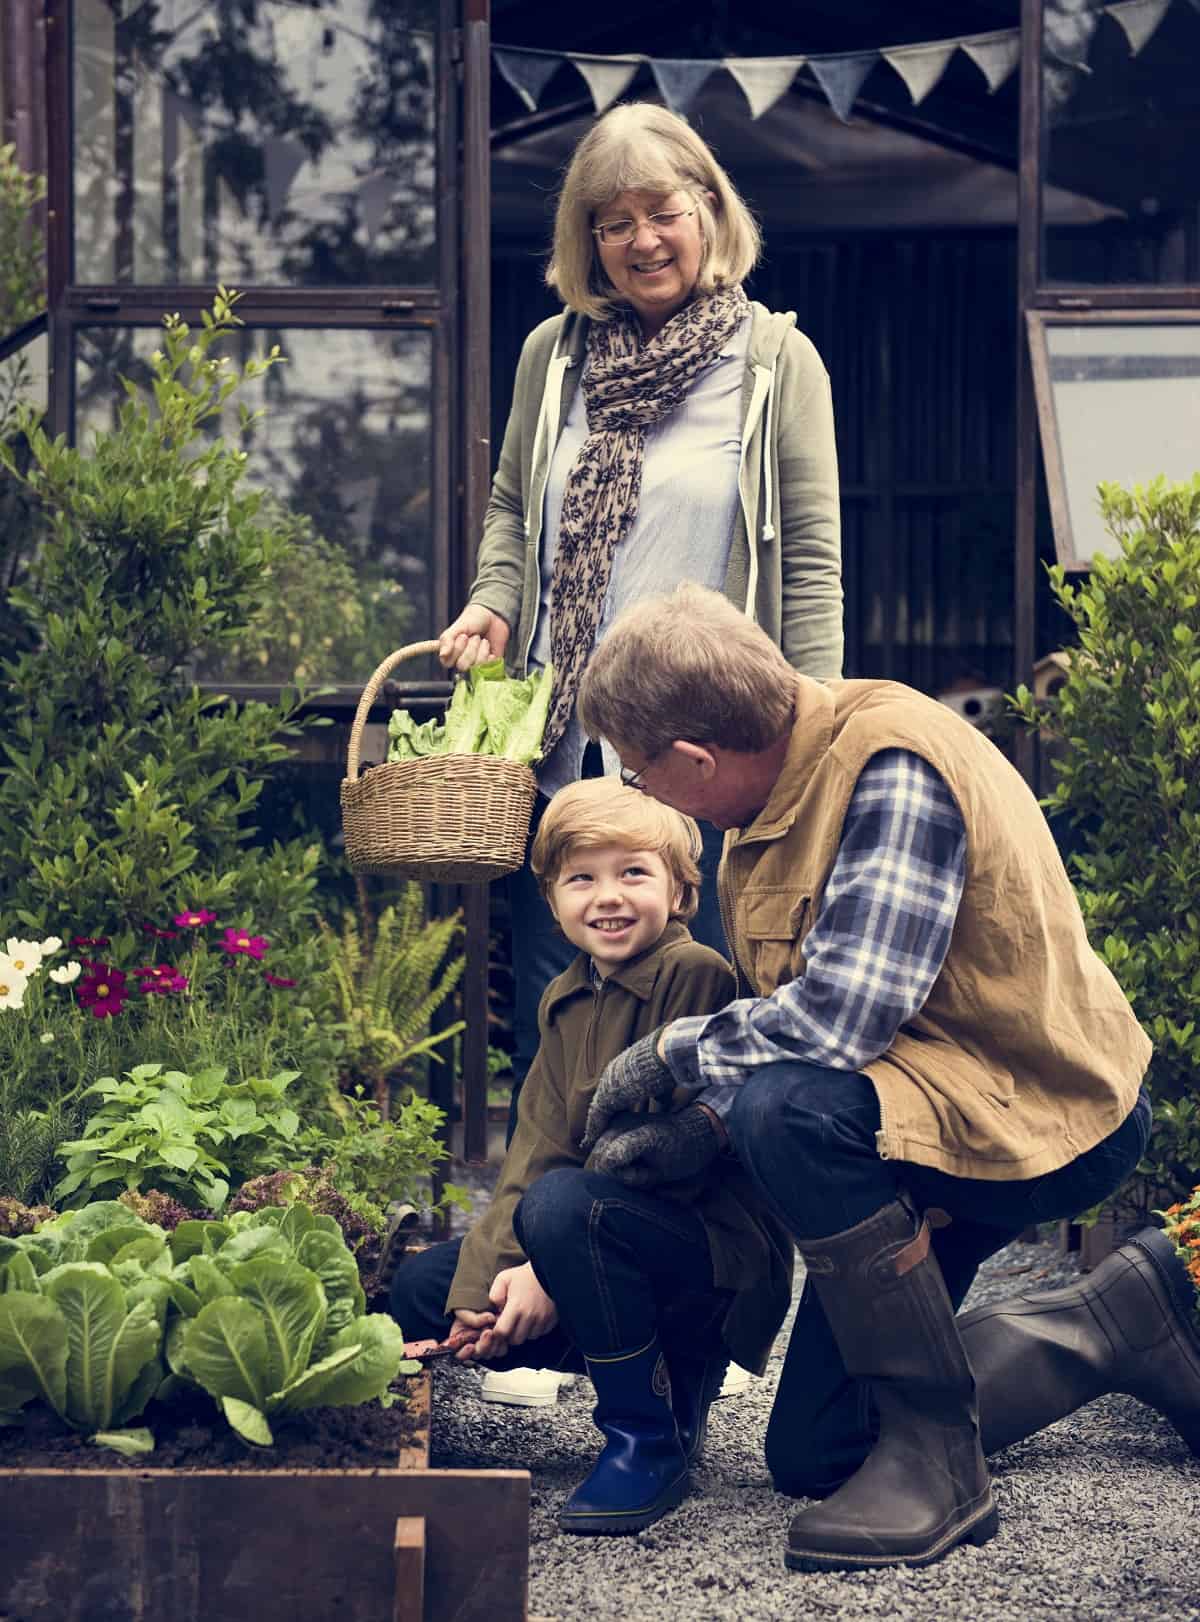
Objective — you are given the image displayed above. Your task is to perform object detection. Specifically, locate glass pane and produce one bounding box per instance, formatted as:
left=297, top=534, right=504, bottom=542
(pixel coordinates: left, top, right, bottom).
left=76, top=324, right=438, bottom=681
left=1041, top=322, right=1200, bottom=562
left=1041, top=1, right=1200, bottom=286
left=73, top=0, right=437, bottom=287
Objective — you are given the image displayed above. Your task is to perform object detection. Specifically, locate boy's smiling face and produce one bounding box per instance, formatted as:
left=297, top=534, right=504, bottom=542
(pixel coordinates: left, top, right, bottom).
left=549, top=841, right=680, bottom=976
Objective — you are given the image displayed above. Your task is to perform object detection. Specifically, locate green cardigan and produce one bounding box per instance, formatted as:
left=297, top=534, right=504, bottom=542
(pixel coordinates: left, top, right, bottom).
left=469, top=301, right=844, bottom=683
left=446, top=920, right=793, bottom=1375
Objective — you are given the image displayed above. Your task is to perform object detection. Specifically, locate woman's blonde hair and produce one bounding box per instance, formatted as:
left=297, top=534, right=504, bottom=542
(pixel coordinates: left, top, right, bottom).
left=546, top=103, right=761, bottom=321
left=531, top=777, right=703, bottom=921
left=578, top=582, right=797, bottom=758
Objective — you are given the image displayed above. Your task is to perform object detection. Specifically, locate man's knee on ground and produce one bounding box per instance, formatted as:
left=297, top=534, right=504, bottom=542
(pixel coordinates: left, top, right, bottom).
left=764, top=1409, right=871, bottom=1500
left=513, top=1165, right=595, bottom=1258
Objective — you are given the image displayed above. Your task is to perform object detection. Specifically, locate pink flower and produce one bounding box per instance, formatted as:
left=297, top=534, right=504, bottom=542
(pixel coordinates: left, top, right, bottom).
left=71, top=935, right=111, bottom=948
left=138, top=968, right=189, bottom=996
left=76, top=965, right=128, bottom=1018
left=173, top=909, right=217, bottom=928
left=220, top=928, right=269, bottom=960
left=141, top=923, right=179, bottom=940
left=263, top=971, right=296, bottom=988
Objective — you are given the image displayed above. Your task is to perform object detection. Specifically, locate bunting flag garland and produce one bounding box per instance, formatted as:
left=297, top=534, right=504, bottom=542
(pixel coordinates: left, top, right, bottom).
left=1105, top=0, right=1172, bottom=53
left=571, top=54, right=642, bottom=115
left=723, top=58, right=805, bottom=120
left=649, top=59, right=717, bottom=118
left=493, top=0, right=1185, bottom=125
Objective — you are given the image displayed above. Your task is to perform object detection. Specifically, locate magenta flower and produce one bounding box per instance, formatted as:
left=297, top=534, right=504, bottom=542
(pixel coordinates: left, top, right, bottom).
left=138, top=967, right=189, bottom=996
left=263, top=971, right=296, bottom=989
left=71, top=935, right=111, bottom=948
left=220, top=927, right=269, bottom=960
left=76, top=965, right=128, bottom=1018
left=141, top=923, right=179, bottom=940
left=173, top=909, right=217, bottom=928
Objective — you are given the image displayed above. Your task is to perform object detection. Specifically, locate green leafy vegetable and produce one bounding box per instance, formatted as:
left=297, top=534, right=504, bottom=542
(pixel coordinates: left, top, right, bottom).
left=387, top=659, right=553, bottom=767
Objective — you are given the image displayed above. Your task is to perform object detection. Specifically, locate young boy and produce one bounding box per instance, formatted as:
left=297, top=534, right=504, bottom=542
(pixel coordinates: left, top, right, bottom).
left=389, top=777, right=792, bottom=1535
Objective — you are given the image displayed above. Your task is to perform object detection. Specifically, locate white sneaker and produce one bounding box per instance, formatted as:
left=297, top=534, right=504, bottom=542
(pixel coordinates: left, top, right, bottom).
left=479, top=1367, right=575, bottom=1407
left=717, top=1362, right=753, bottom=1398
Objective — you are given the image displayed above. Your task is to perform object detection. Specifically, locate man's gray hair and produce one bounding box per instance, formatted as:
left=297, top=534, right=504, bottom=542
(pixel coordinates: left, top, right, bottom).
left=578, top=583, right=797, bottom=757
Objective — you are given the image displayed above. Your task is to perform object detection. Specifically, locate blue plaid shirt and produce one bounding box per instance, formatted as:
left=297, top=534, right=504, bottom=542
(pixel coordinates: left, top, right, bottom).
left=661, top=750, right=968, bottom=1116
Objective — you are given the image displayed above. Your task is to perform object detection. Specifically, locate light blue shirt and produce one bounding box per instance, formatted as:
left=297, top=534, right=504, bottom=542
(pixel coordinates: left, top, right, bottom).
left=530, top=313, right=749, bottom=796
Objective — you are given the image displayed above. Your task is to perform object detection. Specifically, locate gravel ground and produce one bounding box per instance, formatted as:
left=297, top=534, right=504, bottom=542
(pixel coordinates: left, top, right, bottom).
left=429, top=1166, right=1200, bottom=1622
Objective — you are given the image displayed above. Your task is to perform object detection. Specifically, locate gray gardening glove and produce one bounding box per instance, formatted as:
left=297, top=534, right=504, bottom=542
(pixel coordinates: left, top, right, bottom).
left=581, top=1029, right=676, bottom=1151
left=585, top=1106, right=722, bottom=1189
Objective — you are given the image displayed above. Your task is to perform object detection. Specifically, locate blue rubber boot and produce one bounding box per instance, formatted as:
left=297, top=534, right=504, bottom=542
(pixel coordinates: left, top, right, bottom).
left=558, top=1337, right=690, bottom=1535
left=666, top=1346, right=730, bottom=1465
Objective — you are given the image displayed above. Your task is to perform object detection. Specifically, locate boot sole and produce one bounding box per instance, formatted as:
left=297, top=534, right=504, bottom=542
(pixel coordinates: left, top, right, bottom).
left=785, top=1496, right=999, bottom=1572
left=557, top=1473, right=689, bottom=1536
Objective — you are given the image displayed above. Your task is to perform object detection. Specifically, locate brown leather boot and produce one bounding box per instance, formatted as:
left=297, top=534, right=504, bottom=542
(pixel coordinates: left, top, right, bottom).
left=785, top=1198, right=998, bottom=1572
left=965, top=1225, right=1200, bottom=1456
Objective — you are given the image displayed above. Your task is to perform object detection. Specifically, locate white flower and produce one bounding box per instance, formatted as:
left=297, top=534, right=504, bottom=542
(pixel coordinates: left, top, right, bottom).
left=40, top=936, right=63, bottom=955
left=5, top=937, right=43, bottom=976
left=0, top=962, right=29, bottom=1010
left=49, top=960, right=82, bottom=985
left=40, top=1031, right=55, bottom=1045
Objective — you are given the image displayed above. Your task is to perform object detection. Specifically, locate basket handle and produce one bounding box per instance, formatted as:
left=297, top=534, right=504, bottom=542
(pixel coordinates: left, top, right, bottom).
left=346, top=640, right=442, bottom=780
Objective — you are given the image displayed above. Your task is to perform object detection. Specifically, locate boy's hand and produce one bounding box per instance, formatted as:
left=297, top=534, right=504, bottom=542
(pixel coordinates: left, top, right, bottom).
left=586, top=1105, right=722, bottom=1188
left=581, top=1028, right=676, bottom=1150
left=452, top=1307, right=496, bottom=1362
left=459, top=1265, right=558, bottom=1360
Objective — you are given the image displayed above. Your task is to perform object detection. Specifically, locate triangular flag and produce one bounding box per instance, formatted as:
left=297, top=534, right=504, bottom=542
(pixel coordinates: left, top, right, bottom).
left=649, top=58, right=715, bottom=116
left=493, top=47, right=564, bottom=113
left=724, top=57, right=804, bottom=120
left=806, top=52, right=877, bottom=123
left=261, top=136, right=307, bottom=220
left=881, top=42, right=957, bottom=106
left=357, top=173, right=394, bottom=245
left=960, top=31, right=1021, bottom=93
left=570, top=54, right=642, bottom=115
left=1105, top=0, right=1171, bottom=54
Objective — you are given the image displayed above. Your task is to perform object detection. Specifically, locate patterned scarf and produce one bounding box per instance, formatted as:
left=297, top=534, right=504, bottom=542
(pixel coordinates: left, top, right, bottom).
left=541, top=282, right=750, bottom=758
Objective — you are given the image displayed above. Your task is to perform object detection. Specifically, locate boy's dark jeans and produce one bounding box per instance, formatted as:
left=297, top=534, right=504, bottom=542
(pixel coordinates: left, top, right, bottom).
left=389, top=1167, right=728, bottom=1372
left=721, top=1061, right=1152, bottom=1495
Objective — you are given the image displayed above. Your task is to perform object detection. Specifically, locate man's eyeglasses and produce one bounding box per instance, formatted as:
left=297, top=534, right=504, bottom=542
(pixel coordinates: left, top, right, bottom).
left=619, top=765, right=648, bottom=792
left=591, top=206, right=698, bottom=247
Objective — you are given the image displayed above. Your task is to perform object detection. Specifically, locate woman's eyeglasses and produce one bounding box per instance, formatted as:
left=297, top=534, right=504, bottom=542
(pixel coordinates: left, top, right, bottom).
left=591, top=206, right=698, bottom=247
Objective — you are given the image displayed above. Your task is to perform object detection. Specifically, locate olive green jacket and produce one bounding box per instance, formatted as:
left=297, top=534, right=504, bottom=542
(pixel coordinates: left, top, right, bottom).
left=720, top=676, right=1152, bottom=1180
left=447, top=921, right=793, bottom=1374
left=469, top=302, right=843, bottom=682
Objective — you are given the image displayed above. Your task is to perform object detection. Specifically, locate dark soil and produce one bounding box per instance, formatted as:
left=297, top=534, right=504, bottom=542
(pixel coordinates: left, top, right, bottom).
left=0, top=1379, right=427, bottom=1472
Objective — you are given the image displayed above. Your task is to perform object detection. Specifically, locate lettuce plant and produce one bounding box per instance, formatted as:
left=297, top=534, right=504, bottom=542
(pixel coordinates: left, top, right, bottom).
left=387, top=657, right=553, bottom=765
left=0, top=1200, right=414, bottom=1453
left=164, top=1202, right=412, bottom=1445
left=0, top=1202, right=172, bottom=1455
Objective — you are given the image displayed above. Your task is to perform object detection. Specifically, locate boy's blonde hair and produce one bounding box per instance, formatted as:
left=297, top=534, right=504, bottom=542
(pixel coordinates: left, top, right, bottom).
left=531, top=777, right=703, bottom=922
left=546, top=102, right=761, bottom=322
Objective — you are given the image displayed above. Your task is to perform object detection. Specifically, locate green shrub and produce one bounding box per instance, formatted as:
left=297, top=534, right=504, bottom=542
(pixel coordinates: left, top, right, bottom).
left=0, top=289, right=327, bottom=944
left=1013, top=475, right=1200, bottom=1210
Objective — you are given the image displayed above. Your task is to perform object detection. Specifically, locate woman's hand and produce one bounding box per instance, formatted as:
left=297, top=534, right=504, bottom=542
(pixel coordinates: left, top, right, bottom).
left=459, top=1264, right=558, bottom=1361
left=437, top=605, right=511, bottom=673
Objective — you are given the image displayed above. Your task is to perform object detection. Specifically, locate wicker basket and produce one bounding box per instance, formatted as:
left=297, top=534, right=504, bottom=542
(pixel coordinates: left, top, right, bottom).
left=340, top=641, right=538, bottom=883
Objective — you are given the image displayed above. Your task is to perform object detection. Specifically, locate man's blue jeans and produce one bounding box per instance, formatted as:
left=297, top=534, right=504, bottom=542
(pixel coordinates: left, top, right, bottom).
left=389, top=1167, right=729, bottom=1369
left=723, top=1061, right=1152, bottom=1496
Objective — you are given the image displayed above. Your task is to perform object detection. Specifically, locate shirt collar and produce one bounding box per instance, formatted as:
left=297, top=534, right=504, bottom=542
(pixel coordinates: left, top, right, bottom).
left=544, top=918, right=692, bottom=1016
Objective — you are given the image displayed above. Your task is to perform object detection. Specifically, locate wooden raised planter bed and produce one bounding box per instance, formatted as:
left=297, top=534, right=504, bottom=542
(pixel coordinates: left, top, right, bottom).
left=0, top=1371, right=531, bottom=1622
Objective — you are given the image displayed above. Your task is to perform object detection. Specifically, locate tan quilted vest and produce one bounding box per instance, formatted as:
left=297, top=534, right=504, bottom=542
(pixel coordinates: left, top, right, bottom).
left=718, top=676, right=1151, bottom=1180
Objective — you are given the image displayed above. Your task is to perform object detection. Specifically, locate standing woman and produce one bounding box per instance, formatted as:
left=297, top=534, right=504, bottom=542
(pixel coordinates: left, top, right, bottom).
left=439, top=101, right=842, bottom=1140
